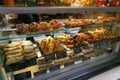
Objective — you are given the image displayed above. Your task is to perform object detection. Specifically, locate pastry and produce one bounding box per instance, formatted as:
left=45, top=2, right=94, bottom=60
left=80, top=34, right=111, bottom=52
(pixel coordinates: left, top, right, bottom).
left=95, top=16, right=116, bottom=24
left=4, top=45, right=22, bottom=52
left=24, top=52, right=36, bottom=57
left=16, top=23, right=29, bottom=34
left=29, top=22, right=38, bottom=32
left=4, top=42, right=22, bottom=48
left=6, top=56, right=24, bottom=65
left=22, top=41, right=33, bottom=46
left=5, top=49, right=23, bottom=55
left=25, top=54, right=37, bottom=60
left=38, top=22, right=53, bottom=31
left=87, top=28, right=117, bottom=40
left=24, top=49, right=35, bottom=54
left=39, top=36, right=64, bottom=55
left=23, top=46, right=34, bottom=51
left=47, top=36, right=64, bottom=52
left=6, top=52, right=23, bottom=59
left=24, top=52, right=37, bottom=60
left=49, top=19, right=64, bottom=30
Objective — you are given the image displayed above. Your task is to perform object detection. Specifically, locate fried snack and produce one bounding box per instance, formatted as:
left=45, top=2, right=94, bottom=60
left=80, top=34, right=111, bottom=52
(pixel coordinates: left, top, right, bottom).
left=4, top=42, right=22, bottom=48
left=64, top=19, right=85, bottom=27
left=6, top=52, right=23, bottom=59
left=22, top=40, right=33, bottom=46
left=29, top=22, right=38, bottom=32
left=95, top=16, right=116, bottom=24
left=5, top=49, right=23, bottom=55
left=4, top=45, right=22, bottom=52
left=88, top=28, right=117, bottom=40
left=24, top=52, right=37, bottom=60
left=25, top=54, right=37, bottom=60
left=6, top=56, right=24, bottom=65
left=16, top=23, right=29, bottom=34
left=57, top=33, right=90, bottom=48
left=24, top=49, right=35, bottom=54
left=57, top=35, right=74, bottom=48
left=39, top=36, right=64, bottom=55
left=23, top=46, right=34, bottom=50
left=38, top=22, right=53, bottom=31
left=49, top=19, right=64, bottom=30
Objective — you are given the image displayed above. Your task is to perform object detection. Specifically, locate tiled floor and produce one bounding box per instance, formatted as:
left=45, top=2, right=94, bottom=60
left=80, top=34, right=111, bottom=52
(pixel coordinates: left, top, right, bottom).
left=89, top=66, right=120, bottom=80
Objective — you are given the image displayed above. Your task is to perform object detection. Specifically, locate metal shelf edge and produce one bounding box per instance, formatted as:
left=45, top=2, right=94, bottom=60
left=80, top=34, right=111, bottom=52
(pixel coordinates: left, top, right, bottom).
left=0, top=7, right=119, bottom=13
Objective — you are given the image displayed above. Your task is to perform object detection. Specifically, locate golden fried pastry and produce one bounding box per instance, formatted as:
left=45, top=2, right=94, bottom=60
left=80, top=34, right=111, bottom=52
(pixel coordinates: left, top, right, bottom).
left=5, top=49, right=23, bottom=55
left=4, top=46, right=22, bottom=52
left=39, top=36, right=64, bottom=55
left=22, top=41, right=33, bottom=46
left=24, top=52, right=37, bottom=60
left=4, top=42, right=22, bottom=48
left=23, top=46, right=34, bottom=51
left=6, top=52, right=23, bottom=59
left=6, top=56, right=24, bottom=65
left=49, top=19, right=64, bottom=30
left=25, top=54, right=37, bottom=60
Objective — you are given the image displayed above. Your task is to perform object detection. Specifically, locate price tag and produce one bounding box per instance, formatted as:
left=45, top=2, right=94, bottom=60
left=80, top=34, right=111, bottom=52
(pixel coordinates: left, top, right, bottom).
left=73, top=46, right=81, bottom=53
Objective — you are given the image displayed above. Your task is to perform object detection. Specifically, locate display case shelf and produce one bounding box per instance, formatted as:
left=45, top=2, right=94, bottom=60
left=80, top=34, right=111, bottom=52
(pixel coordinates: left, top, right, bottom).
left=0, top=21, right=118, bottom=41
left=0, top=27, right=81, bottom=41
left=0, top=7, right=119, bottom=14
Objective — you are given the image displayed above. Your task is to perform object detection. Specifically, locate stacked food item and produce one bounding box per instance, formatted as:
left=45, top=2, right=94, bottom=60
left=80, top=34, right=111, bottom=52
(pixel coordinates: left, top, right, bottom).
left=39, top=36, right=64, bottom=55
left=4, top=42, right=24, bottom=65
left=16, top=19, right=64, bottom=34
left=22, top=41, right=37, bottom=60
left=4, top=41, right=37, bottom=65
left=64, top=16, right=116, bottom=27
left=57, top=28, right=117, bottom=48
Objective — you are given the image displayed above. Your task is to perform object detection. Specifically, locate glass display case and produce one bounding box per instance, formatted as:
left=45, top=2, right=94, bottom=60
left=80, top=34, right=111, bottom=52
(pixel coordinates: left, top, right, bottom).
left=0, top=6, right=120, bottom=80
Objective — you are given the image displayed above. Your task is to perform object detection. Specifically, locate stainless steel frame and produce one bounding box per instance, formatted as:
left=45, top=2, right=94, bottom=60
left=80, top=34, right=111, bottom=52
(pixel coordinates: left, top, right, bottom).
left=0, top=7, right=119, bottom=14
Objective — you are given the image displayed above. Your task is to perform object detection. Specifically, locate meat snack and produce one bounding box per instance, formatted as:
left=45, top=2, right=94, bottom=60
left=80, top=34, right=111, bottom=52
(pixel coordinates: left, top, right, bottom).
left=39, top=36, right=64, bottom=55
